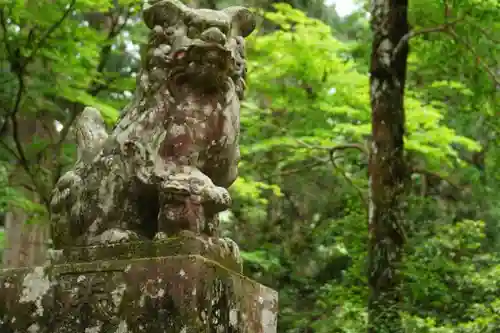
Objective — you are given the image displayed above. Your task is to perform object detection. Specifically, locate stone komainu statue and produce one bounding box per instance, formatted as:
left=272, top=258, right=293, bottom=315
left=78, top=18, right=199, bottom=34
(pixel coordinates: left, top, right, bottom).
left=50, top=0, right=256, bottom=248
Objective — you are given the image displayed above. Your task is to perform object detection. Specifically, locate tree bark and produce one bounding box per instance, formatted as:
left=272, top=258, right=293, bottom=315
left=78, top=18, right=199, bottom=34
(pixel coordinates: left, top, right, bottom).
left=1, top=208, right=49, bottom=268
left=367, top=0, right=409, bottom=332
left=2, top=115, right=55, bottom=268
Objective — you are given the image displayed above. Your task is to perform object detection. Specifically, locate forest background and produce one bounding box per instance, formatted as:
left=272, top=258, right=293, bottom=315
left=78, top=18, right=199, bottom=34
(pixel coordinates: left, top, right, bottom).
left=0, top=0, right=499, bottom=332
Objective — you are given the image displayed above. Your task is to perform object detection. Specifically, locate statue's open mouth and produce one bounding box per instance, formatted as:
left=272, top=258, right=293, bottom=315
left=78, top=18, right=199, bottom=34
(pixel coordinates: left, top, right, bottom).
left=174, top=44, right=231, bottom=68
left=167, top=43, right=234, bottom=93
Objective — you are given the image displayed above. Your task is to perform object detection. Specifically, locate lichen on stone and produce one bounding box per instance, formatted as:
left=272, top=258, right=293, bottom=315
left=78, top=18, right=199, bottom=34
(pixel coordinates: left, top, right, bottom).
left=0, top=2, right=278, bottom=333
left=19, top=266, right=51, bottom=316
left=49, top=0, right=257, bottom=253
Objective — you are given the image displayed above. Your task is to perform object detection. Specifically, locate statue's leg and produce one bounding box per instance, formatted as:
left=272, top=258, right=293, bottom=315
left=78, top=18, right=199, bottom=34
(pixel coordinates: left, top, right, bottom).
left=200, top=186, right=232, bottom=237
left=156, top=182, right=202, bottom=239
left=186, top=167, right=231, bottom=237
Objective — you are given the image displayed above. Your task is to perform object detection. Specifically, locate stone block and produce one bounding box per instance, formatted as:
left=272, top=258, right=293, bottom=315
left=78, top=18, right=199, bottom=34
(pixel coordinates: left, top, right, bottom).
left=0, top=252, right=277, bottom=332
left=55, top=232, right=244, bottom=274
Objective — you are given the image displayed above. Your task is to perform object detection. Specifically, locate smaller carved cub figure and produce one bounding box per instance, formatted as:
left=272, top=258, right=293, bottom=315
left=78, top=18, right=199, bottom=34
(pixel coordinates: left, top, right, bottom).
left=50, top=0, right=255, bottom=248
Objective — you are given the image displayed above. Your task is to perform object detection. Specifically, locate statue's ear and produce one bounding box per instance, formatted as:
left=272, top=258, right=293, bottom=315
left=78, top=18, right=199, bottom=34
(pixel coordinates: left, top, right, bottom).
left=143, top=0, right=186, bottom=30
left=223, top=7, right=256, bottom=38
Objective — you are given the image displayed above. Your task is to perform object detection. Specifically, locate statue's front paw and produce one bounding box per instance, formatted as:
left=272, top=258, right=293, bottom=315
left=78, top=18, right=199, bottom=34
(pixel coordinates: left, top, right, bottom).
left=203, top=186, right=232, bottom=212
left=214, top=187, right=232, bottom=206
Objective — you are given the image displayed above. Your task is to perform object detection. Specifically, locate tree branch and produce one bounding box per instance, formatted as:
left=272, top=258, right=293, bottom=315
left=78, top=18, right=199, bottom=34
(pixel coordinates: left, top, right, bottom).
left=446, top=28, right=500, bottom=86
left=0, top=139, right=20, bottom=160
left=327, top=149, right=368, bottom=209
left=466, top=19, right=500, bottom=44
left=392, top=16, right=465, bottom=59
left=0, top=0, right=76, bottom=140
left=295, top=139, right=368, bottom=155
left=0, top=10, right=46, bottom=203
left=409, top=166, right=460, bottom=190
left=275, top=160, right=326, bottom=177
left=25, top=0, right=77, bottom=63
left=0, top=1, right=77, bottom=207
left=50, top=6, right=133, bottom=155
left=86, top=7, right=132, bottom=93
left=0, top=9, right=13, bottom=138
left=9, top=75, right=50, bottom=206
left=0, top=9, right=12, bottom=59
left=394, top=4, right=499, bottom=86
left=295, top=139, right=368, bottom=208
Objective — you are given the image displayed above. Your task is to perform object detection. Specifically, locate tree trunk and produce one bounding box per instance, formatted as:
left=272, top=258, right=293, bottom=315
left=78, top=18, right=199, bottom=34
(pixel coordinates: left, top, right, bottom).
left=1, top=208, right=49, bottom=268
left=367, top=1, right=409, bottom=332
left=2, top=115, right=55, bottom=268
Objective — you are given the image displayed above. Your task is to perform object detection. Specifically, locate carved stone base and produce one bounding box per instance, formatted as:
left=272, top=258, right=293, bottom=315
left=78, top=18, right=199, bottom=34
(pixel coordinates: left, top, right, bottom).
left=54, top=231, right=244, bottom=273
left=0, top=253, right=278, bottom=333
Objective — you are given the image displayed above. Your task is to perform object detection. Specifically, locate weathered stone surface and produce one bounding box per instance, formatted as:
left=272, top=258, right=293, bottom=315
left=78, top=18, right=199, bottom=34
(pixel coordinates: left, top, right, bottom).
left=49, top=0, right=256, bottom=248
left=0, top=2, right=278, bottom=332
left=54, top=231, right=244, bottom=273
left=0, top=255, right=278, bottom=333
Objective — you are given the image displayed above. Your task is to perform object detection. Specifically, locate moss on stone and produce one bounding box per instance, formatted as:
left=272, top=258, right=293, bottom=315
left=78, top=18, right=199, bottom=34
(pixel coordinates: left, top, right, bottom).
left=0, top=254, right=277, bottom=333
left=55, top=232, right=243, bottom=273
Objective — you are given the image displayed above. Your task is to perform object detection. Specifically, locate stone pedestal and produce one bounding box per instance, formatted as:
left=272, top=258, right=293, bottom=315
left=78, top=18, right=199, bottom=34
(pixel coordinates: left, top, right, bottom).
left=0, top=235, right=278, bottom=333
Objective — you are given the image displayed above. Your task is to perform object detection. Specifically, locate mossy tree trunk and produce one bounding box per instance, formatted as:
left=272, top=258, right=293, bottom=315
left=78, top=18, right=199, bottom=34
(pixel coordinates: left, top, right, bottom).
left=367, top=0, right=409, bottom=332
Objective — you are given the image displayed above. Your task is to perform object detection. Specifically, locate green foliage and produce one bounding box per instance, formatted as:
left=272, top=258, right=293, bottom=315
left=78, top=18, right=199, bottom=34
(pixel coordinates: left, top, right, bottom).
left=244, top=3, right=479, bottom=182
left=0, top=162, right=46, bottom=224
left=230, top=2, right=500, bottom=332
left=0, top=0, right=143, bottom=226
left=2, top=0, right=122, bottom=119
left=0, top=0, right=499, bottom=332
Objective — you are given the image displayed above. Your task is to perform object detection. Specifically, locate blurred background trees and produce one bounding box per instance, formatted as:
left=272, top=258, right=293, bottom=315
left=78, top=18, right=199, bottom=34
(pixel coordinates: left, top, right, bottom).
left=1, top=0, right=499, bottom=331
